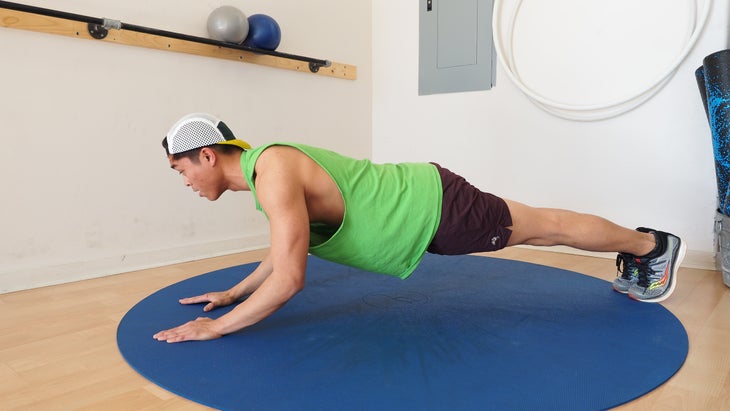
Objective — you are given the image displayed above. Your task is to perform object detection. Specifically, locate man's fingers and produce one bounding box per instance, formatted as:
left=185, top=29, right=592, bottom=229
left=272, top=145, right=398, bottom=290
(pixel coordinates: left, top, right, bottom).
left=179, top=294, right=211, bottom=305
left=153, top=327, right=190, bottom=343
left=152, top=317, right=221, bottom=343
left=158, top=333, right=185, bottom=343
left=152, top=330, right=176, bottom=342
left=153, top=320, right=195, bottom=342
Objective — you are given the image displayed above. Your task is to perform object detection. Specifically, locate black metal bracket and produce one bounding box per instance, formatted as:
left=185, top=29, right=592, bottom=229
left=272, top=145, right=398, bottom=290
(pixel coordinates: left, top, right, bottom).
left=308, top=60, right=332, bottom=73
left=87, top=23, right=107, bottom=39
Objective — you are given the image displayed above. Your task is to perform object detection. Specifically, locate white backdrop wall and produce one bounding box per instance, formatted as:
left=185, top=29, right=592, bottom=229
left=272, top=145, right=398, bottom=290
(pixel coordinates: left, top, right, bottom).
left=0, top=0, right=371, bottom=292
left=372, top=0, right=728, bottom=269
left=3, top=1, right=726, bottom=293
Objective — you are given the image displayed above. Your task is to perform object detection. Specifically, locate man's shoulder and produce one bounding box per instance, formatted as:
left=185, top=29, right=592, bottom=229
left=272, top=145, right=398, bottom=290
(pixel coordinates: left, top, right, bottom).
left=254, top=145, right=329, bottom=184
left=255, top=144, right=311, bottom=167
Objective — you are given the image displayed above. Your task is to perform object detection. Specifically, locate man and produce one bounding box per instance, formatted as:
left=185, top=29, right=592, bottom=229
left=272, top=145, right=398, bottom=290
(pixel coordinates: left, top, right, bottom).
left=153, top=113, right=686, bottom=343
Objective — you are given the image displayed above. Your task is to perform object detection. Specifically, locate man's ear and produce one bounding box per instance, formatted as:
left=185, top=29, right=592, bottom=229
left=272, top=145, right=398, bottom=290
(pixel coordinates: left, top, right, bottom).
left=199, top=147, right=218, bottom=166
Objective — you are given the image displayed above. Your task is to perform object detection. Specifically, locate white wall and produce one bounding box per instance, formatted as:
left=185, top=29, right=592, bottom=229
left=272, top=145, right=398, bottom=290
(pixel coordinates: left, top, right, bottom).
left=3, top=1, right=725, bottom=293
left=373, top=0, right=728, bottom=268
left=0, top=0, right=371, bottom=292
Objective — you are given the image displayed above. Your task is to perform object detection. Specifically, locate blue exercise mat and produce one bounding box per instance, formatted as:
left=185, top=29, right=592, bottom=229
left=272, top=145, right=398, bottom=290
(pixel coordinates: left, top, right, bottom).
left=117, top=254, right=687, bottom=411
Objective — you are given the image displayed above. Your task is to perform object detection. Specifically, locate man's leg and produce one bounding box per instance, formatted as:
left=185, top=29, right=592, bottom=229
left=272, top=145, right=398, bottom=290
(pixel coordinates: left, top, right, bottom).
left=502, top=199, right=685, bottom=303
left=503, top=199, right=655, bottom=255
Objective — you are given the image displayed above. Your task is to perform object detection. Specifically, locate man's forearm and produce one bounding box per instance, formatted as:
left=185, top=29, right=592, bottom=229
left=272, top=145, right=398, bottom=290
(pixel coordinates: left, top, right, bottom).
left=228, top=253, right=275, bottom=299
left=214, top=268, right=304, bottom=335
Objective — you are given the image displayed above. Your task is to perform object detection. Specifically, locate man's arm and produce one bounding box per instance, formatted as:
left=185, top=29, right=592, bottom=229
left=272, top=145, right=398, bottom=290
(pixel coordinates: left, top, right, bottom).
left=154, top=148, right=311, bottom=342
left=228, top=253, right=275, bottom=298
left=175, top=252, right=275, bottom=312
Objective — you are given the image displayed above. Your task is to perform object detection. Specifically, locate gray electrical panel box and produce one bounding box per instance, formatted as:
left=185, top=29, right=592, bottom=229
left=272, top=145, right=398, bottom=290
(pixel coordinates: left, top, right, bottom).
left=419, top=0, right=496, bottom=95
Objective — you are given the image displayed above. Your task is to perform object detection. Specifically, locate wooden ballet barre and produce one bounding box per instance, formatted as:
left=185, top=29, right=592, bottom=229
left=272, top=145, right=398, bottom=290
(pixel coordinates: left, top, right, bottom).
left=0, top=0, right=357, bottom=80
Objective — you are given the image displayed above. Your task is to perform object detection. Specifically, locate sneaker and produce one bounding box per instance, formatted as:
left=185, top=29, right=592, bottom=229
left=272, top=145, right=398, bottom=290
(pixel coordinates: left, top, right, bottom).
left=628, top=228, right=687, bottom=303
left=613, top=252, right=639, bottom=293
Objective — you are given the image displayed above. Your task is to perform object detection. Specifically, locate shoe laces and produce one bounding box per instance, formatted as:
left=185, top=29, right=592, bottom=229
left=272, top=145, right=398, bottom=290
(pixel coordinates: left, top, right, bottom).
left=616, top=253, right=636, bottom=280
left=635, top=258, right=653, bottom=288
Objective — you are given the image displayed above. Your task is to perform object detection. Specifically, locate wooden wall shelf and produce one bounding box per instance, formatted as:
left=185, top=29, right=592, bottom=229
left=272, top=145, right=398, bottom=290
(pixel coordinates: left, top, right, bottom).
left=0, top=1, right=357, bottom=80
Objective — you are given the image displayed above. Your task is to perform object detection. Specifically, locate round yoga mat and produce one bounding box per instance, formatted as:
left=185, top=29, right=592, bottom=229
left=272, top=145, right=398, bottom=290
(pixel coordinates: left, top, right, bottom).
left=117, top=254, right=688, bottom=410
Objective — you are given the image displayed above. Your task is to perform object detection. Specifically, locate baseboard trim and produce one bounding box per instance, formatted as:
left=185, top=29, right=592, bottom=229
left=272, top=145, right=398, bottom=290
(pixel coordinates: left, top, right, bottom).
left=515, top=245, right=716, bottom=271
left=0, top=235, right=270, bottom=294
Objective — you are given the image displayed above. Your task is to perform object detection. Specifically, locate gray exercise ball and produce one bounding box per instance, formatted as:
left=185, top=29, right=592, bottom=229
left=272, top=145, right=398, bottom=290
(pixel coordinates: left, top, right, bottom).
left=207, top=6, right=249, bottom=43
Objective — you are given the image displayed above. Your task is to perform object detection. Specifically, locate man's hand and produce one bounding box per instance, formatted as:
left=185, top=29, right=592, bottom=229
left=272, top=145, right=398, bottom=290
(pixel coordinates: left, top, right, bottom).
left=179, top=291, right=237, bottom=312
left=153, top=317, right=223, bottom=343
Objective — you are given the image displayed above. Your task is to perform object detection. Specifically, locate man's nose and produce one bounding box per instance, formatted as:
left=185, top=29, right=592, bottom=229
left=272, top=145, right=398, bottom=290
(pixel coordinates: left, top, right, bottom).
left=183, top=176, right=191, bottom=186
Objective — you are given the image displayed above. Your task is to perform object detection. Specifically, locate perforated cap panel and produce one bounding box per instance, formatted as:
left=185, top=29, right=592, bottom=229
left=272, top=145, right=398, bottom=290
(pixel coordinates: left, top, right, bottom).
left=167, top=113, right=225, bottom=154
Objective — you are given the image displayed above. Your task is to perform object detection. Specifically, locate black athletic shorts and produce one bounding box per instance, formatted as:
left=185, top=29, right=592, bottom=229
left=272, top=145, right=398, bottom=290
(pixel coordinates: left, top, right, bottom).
left=427, top=163, right=513, bottom=255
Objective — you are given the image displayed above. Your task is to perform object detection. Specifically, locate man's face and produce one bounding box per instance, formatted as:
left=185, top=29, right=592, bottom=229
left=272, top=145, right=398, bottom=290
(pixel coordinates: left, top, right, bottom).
left=169, top=150, right=225, bottom=201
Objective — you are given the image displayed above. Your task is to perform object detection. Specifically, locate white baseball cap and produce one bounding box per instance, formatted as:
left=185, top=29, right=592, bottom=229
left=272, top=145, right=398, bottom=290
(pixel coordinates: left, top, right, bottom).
left=165, top=113, right=251, bottom=154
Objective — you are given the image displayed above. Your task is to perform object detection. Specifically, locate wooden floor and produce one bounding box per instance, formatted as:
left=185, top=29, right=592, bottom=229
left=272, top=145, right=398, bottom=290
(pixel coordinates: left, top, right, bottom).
left=1, top=247, right=728, bottom=410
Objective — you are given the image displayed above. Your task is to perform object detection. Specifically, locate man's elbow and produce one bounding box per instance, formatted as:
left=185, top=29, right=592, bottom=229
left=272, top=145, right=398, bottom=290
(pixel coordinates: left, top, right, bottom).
left=282, top=273, right=306, bottom=299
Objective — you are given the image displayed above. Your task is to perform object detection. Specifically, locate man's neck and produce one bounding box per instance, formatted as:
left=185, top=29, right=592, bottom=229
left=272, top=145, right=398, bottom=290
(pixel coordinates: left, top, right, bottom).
left=223, top=151, right=250, bottom=192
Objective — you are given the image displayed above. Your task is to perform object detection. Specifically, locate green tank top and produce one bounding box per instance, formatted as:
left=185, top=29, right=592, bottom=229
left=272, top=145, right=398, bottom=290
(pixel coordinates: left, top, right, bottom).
left=240, top=143, right=442, bottom=279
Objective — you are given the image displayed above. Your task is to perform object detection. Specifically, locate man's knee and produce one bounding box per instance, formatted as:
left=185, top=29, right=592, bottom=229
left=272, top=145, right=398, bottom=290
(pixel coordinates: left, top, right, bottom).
left=506, top=202, right=571, bottom=247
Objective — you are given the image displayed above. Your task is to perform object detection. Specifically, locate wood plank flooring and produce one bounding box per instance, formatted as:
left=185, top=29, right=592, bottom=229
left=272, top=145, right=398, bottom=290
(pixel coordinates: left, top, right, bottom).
left=0, top=248, right=727, bottom=410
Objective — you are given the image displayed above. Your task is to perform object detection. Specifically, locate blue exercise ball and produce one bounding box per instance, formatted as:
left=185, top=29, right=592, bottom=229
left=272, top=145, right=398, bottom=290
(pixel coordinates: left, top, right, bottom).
left=207, top=6, right=249, bottom=43
left=242, top=14, right=281, bottom=51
